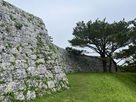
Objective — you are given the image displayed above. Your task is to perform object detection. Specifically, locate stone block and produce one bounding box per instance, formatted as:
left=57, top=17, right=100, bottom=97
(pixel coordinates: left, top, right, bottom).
left=26, top=91, right=36, bottom=100
left=15, top=92, right=25, bottom=101
left=13, top=69, right=27, bottom=79
left=47, top=81, right=55, bottom=89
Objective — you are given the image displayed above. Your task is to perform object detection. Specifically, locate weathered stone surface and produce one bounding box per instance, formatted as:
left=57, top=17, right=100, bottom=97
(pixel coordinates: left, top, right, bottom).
left=56, top=46, right=117, bottom=73
left=53, top=66, right=62, bottom=73
left=15, top=60, right=28, bottom=69
left=15, top=92, right=25, bottom=100
left=5, top=82, right=17, bottom=93
left=1, top=63, right=13, bottom=71
left=1, top=71, right=12, bottom=82
left=37, top=66, right=47, bottom=74
left=13, top=69, right=27, bottom=79
left=0, top=1, right=69, bottom=101
left=47, top=81, right=55, bottom=89
left=26, top=91, right=36, bottom=100
left=31, top=55, right=37, bottom=60
left=0, top=84, right=6, bottom=95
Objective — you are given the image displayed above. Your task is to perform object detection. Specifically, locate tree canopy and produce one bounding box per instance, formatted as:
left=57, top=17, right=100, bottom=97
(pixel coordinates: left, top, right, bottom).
left=115, top=19, right=136, bottom=72
left=69, top=18, right=132, bottom=72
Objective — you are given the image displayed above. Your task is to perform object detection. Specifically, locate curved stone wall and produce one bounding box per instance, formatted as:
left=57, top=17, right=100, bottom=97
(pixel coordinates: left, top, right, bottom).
left=56, top=47, right=117, bottom=73
left=0, top=1, right=69, bottom=101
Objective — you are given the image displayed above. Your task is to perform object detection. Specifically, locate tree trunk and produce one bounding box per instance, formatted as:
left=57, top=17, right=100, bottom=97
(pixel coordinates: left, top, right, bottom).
left=100, top=46, right=107, bottom=72
left=108, top=56, right=118, bottom=72
left=102, top=59, right=107, bottom=72
left=101, top=54, right=107, bottom=72
left=109, top=58, right=112, bottom=72
left=108, top=54, right=112, bottom=72
left=111, top=59, right=118, bottom=72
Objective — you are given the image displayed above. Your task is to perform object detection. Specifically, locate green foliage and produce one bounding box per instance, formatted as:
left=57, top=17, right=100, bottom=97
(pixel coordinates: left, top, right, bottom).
left=0, top=69, right=4, bottom=73
left=69, top=18, right=132, bottom=72
left=49, top=44, right=56, bottom=53
left=115, top=21, right=136, bottom=72
left=39, top=32, right=43, bottom=36
left=0, top=81, right=6, bottom=84
left=15, top=21, right=23, bottom=30
left=42, top=52, right=48, bottom=61
left=66, top=47, right=83, bottom=56
left=36, top=36, right=44, bottom=47
left=13, top=67, right=16, bottom=71
left=3, top=91, right=19, bottom=102
left=12, top=75, right=15, bottom=81
left=6, top=43, right=12, bottom=48
left=30, top=86, right=36, bottom=91
left=25, top=82, right=29, bottom=88
left=35, top=62, right=39, bottom=68
left=28, top=14, right=34, bottom=21
left=16, top=44, right=23, bottom=51
left=16, top=46, right=20, bottom=51
left=30, top=47, right=34, bottom=52
left=25, top=53, right=28, bottom=57
left=13, top=53, right=17, bottom=58
left=35, top=89, right=42, bottom=96
left=26, top=58, right=29, bottom=65
left=39, top=21, right=44, bottom=25
left=2, top=37, right=5, bottom=40
left=9, top=14, right=15, bottom=20
left=119, top=65, right=136, bottom=72
left=26, top=75, right=32, bottom=79
left=4, top=92, right=21, bottom=102
left=8, top=43, right=12, bottom=48
left=11, top=62, right=16, bottom=66
left=0, top=23, right=5, bottom=27
left=23, top=89, right=28, bottom=96
left=31, top=73, right=136, bottom=102
left=2, top=1, right=9, bottom=7
left=35, top=62, right=44, bottom=68
left=5, top=27, right=10, bottom=32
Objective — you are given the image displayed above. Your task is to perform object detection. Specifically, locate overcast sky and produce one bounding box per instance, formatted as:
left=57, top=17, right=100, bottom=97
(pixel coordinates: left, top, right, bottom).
left=4, top=0, right=136, bottom=49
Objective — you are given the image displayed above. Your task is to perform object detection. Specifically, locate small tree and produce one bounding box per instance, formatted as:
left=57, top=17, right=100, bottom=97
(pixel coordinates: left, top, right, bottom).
left=69, top=18, right=131, bottom=72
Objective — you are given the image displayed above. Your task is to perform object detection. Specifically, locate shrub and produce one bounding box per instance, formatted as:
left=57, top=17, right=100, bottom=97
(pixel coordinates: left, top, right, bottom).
left=119, top=64, right=136, bottom=72
left=15, top=22, right=23, bottom=30
left=66, top=47, right=83, bottom=56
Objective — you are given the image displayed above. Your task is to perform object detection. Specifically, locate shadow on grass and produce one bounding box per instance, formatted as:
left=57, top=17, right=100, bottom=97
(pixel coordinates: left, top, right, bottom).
left=110, top=72, right=136, bottom=91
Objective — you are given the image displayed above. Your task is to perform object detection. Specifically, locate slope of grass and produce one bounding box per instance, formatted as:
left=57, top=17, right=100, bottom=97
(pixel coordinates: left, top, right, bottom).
left=31, top=73, right=136, bottom=102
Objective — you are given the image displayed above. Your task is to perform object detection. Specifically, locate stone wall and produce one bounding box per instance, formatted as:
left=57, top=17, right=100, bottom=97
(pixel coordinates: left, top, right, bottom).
left=56, top=47, right=117, bottom=73
left=0, top=1, right=69, bottom=101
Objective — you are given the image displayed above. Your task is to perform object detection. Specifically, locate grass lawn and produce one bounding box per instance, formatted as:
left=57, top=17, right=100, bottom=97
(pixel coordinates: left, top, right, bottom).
left=31, top=73, right=136, bottom=102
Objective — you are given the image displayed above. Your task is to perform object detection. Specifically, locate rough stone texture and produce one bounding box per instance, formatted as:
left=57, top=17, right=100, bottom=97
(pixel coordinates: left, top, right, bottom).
left=56, top=46, right=117, bottom=73
left=0, top=1, right=69, bottom=101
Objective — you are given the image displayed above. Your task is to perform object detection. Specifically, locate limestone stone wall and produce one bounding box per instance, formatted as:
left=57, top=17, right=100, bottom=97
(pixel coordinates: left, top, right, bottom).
left=0, top=1, right=69, bottom=101
left=56, top=47, right=117, bottom=73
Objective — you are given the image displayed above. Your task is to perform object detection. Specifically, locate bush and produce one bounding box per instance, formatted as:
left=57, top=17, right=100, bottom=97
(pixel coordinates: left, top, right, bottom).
left=66, top=47, right=83, bottom=56
left=119, top=65, right=136, bottom=72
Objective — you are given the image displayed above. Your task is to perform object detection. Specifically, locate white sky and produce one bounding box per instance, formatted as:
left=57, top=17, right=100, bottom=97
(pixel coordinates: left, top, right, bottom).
left=4, top=0, right=136, bottom=50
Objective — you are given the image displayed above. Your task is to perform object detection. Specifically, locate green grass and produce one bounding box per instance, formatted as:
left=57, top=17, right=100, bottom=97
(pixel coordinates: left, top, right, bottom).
left=31, top=73, right=136, bottom=102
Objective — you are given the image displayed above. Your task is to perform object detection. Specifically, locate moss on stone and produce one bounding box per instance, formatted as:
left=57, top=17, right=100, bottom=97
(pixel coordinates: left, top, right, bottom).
left=15, top=21, right=23, bottom=30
